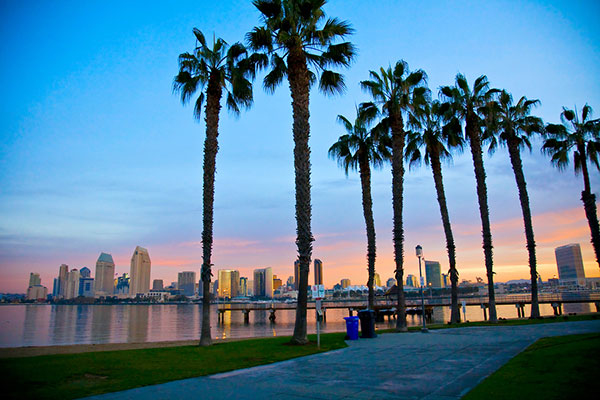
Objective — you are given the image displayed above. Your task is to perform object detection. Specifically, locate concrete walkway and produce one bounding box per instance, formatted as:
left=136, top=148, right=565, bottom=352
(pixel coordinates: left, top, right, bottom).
left=85, top=320, right=600, bottom=400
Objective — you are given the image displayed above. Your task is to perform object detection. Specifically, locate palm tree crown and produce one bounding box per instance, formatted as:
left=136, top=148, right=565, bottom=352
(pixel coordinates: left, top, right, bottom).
left=543, top=105, right=600, bottom=183
left=486, top=90, right=544, bottom=153
left=329, top=110, right=392, bottom=175
left=174, top=29, right=259, bottom=118
left=248, top=0, right=355, bottom=94
left=405, top=100, right=463, bottom=167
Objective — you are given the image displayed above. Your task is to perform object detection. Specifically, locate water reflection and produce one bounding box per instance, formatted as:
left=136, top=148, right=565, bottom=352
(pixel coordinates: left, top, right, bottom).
left=0, top=301, right=596, bottom=348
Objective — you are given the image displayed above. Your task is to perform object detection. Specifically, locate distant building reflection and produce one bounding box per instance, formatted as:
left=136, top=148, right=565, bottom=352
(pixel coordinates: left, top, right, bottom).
left=127, top=305, right=149, bottom=343
left=91, top=305, right=113, bottom=344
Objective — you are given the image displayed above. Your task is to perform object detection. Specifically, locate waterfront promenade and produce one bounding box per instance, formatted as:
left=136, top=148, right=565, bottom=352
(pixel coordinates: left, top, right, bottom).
left=86, top=320, right=600, bottom=400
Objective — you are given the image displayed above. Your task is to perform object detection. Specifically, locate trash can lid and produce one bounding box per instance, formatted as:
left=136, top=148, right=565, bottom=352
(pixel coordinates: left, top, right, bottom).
left=343, top=316, right=359, bottom=321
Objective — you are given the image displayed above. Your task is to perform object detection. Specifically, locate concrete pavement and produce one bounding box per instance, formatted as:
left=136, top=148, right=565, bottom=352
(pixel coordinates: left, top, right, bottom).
left=85, top=320, right=600, bottom=400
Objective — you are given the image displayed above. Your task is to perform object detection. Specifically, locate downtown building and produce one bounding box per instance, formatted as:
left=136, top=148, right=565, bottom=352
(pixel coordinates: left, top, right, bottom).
left=555, top=243, right=586, bottom=286
left=314, top=259, right=323, bottom=285
left=94, top=253, right=115, bottom=297
left=178, top=271, right=197, bottom=296
left=253, top=267, right=273, bottom=298
left=425, top=261, right=442, bottom=288
left=130, top=246, right=151, bottom=297
left=79, top=267, right=94, bottom=297
left=26, top=272, right=47, bottom=301
left=218, top=269, right=240, bottom=298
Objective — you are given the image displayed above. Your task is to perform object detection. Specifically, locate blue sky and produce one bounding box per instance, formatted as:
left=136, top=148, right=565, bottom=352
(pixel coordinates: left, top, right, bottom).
left=1, top=0, right=599, bottom=291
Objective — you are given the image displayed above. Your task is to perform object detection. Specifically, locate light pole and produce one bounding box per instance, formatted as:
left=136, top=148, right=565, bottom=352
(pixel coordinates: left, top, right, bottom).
left=416, top=245, right=428, bottom=332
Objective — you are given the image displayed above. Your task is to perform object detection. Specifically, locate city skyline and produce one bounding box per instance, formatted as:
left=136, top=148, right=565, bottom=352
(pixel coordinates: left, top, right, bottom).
left=1, top=1, right=600, bottom=293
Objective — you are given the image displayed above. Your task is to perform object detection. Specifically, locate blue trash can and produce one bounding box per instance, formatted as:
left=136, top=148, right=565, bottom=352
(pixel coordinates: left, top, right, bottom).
left=343, top=316, right=359, bottom=340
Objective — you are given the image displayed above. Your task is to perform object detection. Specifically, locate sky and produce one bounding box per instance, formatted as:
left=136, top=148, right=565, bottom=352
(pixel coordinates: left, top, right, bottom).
left=1, top=0, right=600, bottom=293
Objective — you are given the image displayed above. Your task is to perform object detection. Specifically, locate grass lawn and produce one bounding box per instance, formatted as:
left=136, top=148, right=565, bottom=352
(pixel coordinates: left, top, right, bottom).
left=376, top=313, right=600, bottom=334
left=0, top=332, right=347, bottom=400
left=463, top=332, right=600, bottom=399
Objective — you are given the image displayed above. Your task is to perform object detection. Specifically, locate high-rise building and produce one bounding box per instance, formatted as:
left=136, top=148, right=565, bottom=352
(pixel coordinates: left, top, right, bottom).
left=253, top=267, right=273, bottom=298
left=555, top=243, right=586, bottom=286
left=94, top=253, right=115, bottom=296
left=79, top=276, right=95, bottom=297
left=314, top=259, right=323, bottom=285
left=386, top=278, right=396, bottom=288
left=247, top=280, right=253, bottom=296
left=115, top=273, right=130, bottom=295
left=52, top=278, right=60, bottom=297
left=178, top=271, right=197, bottom=296
left=425, top=261, right=442, bottom=288
left=441, top=273, right=450, bottom=288
left=29, top=273, right=41, bottom=287
left=373, top=273, right=381, bottom=287
left=218, top=270, right=240, bottom=298
left=64, top=269, right=80, bottom=299
left=152, top=279, right=164, bottom=291
left=239, top=277, right=248, bottom=296
left=340, top=278, right=351, bottom=288
left=130, top=246, right=151, bottom=296
left=79, top=267, right=91, bottom=278
left=406, top=274, right=418, bottom=287
left=294, top=260, right=300, bottom=290
left=286, top=276, right=294, bottom=288
left=27, top=285, right=47, bottom=301
left=273, top=275, right=283, bottom=291
left=58, top=264, right=68, bottom=298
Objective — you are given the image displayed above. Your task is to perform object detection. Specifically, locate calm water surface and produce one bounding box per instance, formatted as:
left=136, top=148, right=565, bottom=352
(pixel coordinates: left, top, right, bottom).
left=0, top=302, right=592, bottom=348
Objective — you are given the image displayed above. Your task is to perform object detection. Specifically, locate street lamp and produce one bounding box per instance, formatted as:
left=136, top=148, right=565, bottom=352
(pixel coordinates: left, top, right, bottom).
left=416, top=245, right=428, bottom=332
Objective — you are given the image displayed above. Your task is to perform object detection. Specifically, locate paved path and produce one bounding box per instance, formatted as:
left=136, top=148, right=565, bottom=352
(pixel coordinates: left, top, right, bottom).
left=85, top=320, right=600, bottom=400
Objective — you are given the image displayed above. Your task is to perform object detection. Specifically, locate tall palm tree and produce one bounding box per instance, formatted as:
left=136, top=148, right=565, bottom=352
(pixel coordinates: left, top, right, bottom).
left=440, top=74, right=498, bottom=322
left=248, top=0, right=355, bottom=344
left=328, top=108, right=392, bottom=310
left=485, top=90, right=544, bottom=318
left=543, top=105, right=600, bottom=268
left=405, top=99, right=463, bottom=324
left=360, top=61, right=427, bottom=331
left=173, top=29, right=260, bottom=346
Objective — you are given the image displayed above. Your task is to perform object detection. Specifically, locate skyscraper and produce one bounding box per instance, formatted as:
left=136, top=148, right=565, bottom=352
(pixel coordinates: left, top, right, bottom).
left=555, top=243, right=586, bottom=286
left=253, top=267, right=273, bottom=298
left=218, top=270, right=240, bottom=298
left=406, top=274, right=418, bottom=287
left=273, top=275, right=283, bottom=291
left=178, top=271, right=197, bottom=296
left=441, top=273, right=450, bottom=288
left=425, top=261, right=442, bottom=288
left=340, top=278, right=351, bottom=288
left=374, top=273, right=381, bottom=287
left=152, top=279, right=164, bottom=291
left=94, top=253, right=115, bottom=297
left=130, top=246, right=151, bottom=297
left=386, top=278, right=396, bottom=288
left=314, top=259, right=323, bottom=285
left=294, top=260, right=300, bottom=290
left=79, top=267, right=91, bottom=278
left=64, top=269, right=80, bottom=299
left=29, top=273, right=41, bottom=287
left=58, top=264, right=68, bottom=298
left=239, top=277, right=248, bottom=296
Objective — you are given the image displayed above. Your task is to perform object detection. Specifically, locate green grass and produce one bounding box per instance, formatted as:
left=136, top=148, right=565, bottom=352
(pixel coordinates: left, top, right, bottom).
left=375, top=313, right=600, bottom=334
left=463, top=332, right=600, bottom=399
left=0, top=332, right=347, bottom=400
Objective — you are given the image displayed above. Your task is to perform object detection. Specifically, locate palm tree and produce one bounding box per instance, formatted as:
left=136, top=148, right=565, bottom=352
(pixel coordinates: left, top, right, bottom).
left=248, top=0, right=355, bottom=344
left=440, top=74, right=498, bottom=322
left=543, top=105, right=600, bottom=268
left=328, top=108, right=392, bottom=310
left=173, top=29, right=260, bottom=346
left=484, top=90, right=544, bottom=318
left=405, top=99, right=463, bottom=323
left=360, top=61, right=428, bottom=331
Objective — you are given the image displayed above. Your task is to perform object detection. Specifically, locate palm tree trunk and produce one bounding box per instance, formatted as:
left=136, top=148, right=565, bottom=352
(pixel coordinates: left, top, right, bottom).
left=199, top=77, right=223, bottom=346
left=390, top=112, right=407, bottom=331
left=359, top=158, right=376, bottom=310
left=467, top=120, right=497, bottom=322
left=288, top=48, right=312, bottom=345
left=429, top=151, right=460, bottom=323
left=579, top=154, right=600, bottom=268
left=507, top=139, right=539, bottom=318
